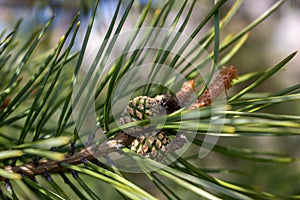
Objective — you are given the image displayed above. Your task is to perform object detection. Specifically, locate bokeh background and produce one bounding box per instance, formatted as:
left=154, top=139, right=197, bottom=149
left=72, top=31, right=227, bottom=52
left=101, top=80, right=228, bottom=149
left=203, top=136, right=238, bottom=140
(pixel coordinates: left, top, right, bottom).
left=1, top=0, right=299, bottom=107
left=1, top=0, right=300, bottom=197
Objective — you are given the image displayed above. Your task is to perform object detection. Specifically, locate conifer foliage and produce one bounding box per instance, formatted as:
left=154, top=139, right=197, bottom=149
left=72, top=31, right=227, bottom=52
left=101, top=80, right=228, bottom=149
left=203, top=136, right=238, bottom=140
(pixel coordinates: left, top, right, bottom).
left=0, top=0, right=299, bottom=199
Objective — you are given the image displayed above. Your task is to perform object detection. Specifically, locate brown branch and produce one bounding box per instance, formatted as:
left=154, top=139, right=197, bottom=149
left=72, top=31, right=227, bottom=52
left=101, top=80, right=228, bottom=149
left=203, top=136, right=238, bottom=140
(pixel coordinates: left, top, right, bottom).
left=189, top=66, right=237, bottom=109
left=0, top=135, right=129, bottom=181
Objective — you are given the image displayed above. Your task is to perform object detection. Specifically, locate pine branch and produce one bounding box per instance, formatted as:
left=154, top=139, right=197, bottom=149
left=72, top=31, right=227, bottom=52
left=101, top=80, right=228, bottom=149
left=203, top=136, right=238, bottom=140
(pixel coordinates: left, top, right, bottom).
left=0, top=136, right=128, bottom=181
left=1, top=67, right=237, bottom=181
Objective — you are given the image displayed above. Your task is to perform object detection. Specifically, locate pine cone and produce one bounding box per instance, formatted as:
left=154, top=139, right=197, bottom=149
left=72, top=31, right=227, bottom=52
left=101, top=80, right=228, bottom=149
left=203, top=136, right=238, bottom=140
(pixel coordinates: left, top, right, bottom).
left=114, top=68, right=238, bottom=161
left=117, top=91, right=188, bottom=161
left=130, top=131, right=188, bottom=161
left=119, top=94, right=180, bottom=136
left=130, top=131, right=171, bottom=161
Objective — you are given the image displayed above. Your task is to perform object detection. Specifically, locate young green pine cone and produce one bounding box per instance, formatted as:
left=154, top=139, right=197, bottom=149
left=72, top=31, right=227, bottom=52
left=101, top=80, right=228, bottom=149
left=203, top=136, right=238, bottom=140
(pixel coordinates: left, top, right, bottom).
left=117, top=88, right=191, bottom=160
left=130, top=131, right=188, bottom=161
left=130, top=131, right=171, bottom=161
left=119, top=94, right=180, bottom=136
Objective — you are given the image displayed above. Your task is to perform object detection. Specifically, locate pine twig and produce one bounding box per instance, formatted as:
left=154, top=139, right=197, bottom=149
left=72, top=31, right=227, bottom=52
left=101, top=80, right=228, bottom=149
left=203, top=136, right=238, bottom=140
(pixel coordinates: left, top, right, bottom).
left=0, top=136, right=128, bottom=181
left=0, top=66, right=237, bottom=181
